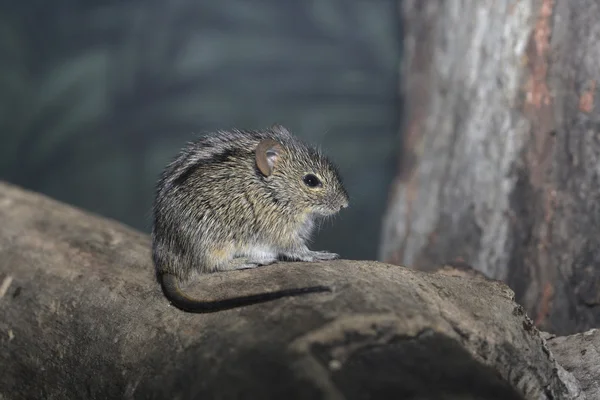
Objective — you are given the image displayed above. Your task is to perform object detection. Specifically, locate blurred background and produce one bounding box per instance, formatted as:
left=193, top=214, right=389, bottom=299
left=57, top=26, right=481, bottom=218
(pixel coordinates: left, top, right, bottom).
left=0, top=0, right=401, bottom=260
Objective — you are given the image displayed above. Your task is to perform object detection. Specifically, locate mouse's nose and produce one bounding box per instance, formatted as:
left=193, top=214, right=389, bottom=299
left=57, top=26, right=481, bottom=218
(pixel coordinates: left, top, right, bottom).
left=340, top=201, right=349, bottom=210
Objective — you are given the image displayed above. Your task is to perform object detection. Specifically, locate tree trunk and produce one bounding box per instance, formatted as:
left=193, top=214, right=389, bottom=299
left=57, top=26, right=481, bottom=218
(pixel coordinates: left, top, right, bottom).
left=380, top=0, right=600, bottom=335
left=0, top=181, right=586, bottom=399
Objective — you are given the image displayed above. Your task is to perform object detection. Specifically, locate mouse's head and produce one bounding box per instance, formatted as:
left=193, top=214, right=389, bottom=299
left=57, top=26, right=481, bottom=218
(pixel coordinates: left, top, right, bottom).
left=255, top=129, right=349, bottom=217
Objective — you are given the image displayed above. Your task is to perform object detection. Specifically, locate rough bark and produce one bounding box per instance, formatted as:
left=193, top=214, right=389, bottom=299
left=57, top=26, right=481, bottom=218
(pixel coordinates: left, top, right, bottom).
left=380, top=0, right=600, bottom=335
left=544, top=329, right=600, bottom=400
left=0, top=180, right=586, bottom=399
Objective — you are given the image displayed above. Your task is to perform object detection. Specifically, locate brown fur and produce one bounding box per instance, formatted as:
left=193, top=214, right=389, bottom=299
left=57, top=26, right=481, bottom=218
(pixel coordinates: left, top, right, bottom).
left=151, top=125, right=349, bottom=312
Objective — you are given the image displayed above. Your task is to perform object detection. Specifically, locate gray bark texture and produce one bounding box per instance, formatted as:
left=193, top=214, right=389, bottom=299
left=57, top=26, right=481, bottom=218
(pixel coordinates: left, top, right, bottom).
left=380, top=0, right=600, bottom=335
left=0, top=180, right=589, bottom=399
left=544, top=329, right=600, bottom=400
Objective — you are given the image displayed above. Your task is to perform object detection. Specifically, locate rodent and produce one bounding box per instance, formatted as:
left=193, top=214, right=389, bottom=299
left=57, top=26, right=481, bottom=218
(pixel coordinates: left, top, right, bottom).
left=151, top=124, right=349, bottom=313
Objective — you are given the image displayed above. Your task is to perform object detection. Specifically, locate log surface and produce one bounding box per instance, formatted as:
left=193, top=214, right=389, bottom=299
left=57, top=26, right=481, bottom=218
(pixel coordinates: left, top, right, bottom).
left=0, top=181, right=584, bottom=399
left=546, top=329, right=600, bottom=400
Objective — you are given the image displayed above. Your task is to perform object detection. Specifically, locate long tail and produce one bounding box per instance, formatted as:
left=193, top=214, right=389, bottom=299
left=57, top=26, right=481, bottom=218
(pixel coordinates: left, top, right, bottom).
left=159, top=273, right=331, bottom=313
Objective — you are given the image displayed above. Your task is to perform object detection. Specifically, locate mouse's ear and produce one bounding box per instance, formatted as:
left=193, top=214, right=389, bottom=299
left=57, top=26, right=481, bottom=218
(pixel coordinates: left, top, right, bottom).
left=270, top=124, right=291, bottom=136
left=255, top=139, right=283, bottom=176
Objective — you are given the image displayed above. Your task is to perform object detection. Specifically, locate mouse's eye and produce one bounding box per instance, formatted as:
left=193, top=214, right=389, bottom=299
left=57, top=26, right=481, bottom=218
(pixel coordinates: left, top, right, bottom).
left=303, top=174, right=322, bottom=188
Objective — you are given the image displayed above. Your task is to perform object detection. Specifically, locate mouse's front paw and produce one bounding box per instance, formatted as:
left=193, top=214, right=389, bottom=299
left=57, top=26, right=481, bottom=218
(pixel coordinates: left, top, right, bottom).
left=280, top=249, right=340, bottom=262
left=298, top=250, right=339, bottom=261
left=312, top=251, right=339, bottom=260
